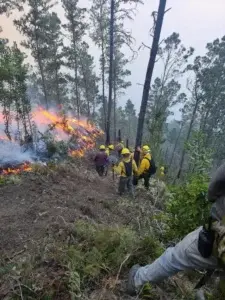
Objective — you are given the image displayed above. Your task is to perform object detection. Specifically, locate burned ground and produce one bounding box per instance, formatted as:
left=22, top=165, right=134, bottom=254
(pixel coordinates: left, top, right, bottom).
left=0, top=162, right=134, bottom=253
left=0, top=161, right=202, bottom=300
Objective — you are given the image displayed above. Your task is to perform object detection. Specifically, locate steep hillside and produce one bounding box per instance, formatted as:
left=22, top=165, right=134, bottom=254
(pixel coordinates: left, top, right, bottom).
left=0, top=161, right=206, bottom=300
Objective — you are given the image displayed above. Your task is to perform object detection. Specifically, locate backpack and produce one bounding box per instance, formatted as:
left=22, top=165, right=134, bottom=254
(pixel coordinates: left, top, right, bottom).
left=144, top=157, right=157, bottom=176
left=123, top=160, right=132, bottom=177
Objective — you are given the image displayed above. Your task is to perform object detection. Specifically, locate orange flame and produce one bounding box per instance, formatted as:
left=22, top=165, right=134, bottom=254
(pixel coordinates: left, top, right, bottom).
left=0, top=107, right=103, bottom=173
left=1, top=162, right=32, bottom=175
left=32, top=107, right=103, bottom=157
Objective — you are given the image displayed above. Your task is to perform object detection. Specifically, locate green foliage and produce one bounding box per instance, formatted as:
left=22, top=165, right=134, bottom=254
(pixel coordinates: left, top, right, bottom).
left=165, top=174, right=210, bottom=239
left=0, top=40, right=32, bottom=141
left=65, top=220, right=163, bottom=294
left=185, top=131, right=213, bottom=175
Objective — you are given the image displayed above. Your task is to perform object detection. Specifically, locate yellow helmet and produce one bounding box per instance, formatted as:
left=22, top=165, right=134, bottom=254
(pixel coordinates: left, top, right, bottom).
left=108, top=144, right=114, bottom=150
left=121, top=148, right=130, bottom=155
left=160, top=166, right=165, bottom=171
left=142, top=145, right=150, bottom=152
left=99, top=145, right=105, bottom=150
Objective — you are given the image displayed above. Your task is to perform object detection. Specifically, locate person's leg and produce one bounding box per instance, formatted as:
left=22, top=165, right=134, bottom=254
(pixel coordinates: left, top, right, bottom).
left=143, top=174, right=150, bottom=190
left=96, top=166, right=101, bottom=176
left=99, top=166, right=105, bottom=176
left=118, top=177, right=126, bottom=195
left=127, top=176, right=134, bottom=198
left=133, top=227, right=218, bottom=289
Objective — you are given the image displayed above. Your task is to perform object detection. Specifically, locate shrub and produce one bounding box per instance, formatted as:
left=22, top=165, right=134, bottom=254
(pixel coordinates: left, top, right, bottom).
left=165, top=174, right=210, bottom=240
left=66, top=220, right=163, bottom=295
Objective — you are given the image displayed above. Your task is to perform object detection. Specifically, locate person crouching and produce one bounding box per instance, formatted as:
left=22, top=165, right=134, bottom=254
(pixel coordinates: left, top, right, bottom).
left=114, top=148, right=138, bottom=198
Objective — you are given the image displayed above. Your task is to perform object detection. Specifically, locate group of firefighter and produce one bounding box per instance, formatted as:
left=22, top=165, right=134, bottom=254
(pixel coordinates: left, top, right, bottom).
left=94, top=141, right=165, bottom=197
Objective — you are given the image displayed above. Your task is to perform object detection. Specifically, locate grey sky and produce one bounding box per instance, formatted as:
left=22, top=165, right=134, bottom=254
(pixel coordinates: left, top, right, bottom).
left=1, top=0, right=225, bottom=116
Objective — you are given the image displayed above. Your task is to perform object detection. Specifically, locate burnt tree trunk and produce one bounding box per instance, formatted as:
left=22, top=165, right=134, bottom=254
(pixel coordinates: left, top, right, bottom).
left=106, top=0, right=115, bottom=145
left=134, top=0, right=167, bottom=166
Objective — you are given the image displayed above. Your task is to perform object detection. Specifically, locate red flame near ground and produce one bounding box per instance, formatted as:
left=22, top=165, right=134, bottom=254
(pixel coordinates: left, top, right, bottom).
left=0, top=162, right=32, bottom=175
left=0, top=107, right=103, bottom=174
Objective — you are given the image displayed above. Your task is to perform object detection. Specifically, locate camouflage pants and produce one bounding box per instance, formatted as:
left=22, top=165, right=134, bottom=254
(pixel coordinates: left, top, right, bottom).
left=118, top=176, right=134, bottom=198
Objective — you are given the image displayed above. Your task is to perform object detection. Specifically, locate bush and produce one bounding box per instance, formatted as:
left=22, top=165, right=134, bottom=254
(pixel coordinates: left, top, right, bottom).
left=165, top=174, right=210, bottom=240
left=65, top=220, right=163, bottom=295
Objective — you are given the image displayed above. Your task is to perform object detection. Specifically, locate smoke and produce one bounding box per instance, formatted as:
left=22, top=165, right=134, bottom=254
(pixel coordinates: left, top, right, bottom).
left=0, top=140, right=33, bottom=165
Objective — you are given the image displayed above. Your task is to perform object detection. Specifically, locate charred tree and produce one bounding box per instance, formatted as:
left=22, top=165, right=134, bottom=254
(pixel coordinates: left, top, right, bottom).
left=106, top=0, right=115, bottom=145
left=134, top=0, right=167, bottom=164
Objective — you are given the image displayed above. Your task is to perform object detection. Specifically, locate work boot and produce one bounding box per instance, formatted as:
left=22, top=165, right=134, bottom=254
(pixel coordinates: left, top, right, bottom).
left=127, top=264, right=140, bottom=296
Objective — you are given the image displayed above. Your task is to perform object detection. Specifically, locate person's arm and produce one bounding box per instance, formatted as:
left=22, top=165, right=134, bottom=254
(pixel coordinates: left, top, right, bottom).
left=132, top=160, right=138, bottom=175
left=138, top=159, right=147, bottom=176
left=114, top=161, right=123, bottom=175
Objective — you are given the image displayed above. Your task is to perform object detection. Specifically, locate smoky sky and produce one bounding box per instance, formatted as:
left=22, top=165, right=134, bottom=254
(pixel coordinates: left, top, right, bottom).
left=1, top=0, right=225, bottom=118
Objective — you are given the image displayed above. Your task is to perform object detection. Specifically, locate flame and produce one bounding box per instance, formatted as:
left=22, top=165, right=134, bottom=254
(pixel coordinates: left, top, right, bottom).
left=0, top=162, right=32, bottom=175
left=32, top=107, right=103, bottom=157
left=0, top=106, right=103, bottom=175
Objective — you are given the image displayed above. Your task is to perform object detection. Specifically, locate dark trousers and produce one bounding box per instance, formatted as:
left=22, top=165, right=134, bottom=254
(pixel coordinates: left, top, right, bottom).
left=96, top=165, right=105, bottom=177
left=139, top=173, right=151, bottom=189
left=118, top=176, right=134, bottom=197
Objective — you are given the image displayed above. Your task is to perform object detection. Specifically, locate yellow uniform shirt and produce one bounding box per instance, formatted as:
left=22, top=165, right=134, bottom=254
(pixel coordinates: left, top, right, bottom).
left=138, top=153, right=151, bottom=176
left=114, top=157, right=138, bottom=177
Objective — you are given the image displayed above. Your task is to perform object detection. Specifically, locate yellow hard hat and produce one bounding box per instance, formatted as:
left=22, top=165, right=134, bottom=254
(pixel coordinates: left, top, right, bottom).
left=121, top=148, right=130, bottom=155
left=142, top=145, right=150, bottom=151
left=160, top=166, right=165, bottom=171
left=108, top=144, right=114, bottom=150
left=99, top=145, right=105, bottom=150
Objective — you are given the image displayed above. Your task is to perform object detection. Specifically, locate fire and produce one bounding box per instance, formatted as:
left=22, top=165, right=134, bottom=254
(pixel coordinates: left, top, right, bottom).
left=0, top=106, right=103, bottom=175
left=0, top=162, right=32, bottom=175
left=32, top=107, right=103, bottom=157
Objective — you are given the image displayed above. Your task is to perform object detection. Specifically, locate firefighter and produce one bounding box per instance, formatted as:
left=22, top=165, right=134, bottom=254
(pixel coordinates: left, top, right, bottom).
left=116, top=141, right=124, bottom=158
left=105, top=145, right=117, bottom=176
left=114, top=148, right=138, bottom=198
left=137, top=145, right=156, bottom=190
left=127, top=163, right=225, bottom=297
left=94, top=145, right=108, bottom=176
left=106, top=144, right=115, bottom=156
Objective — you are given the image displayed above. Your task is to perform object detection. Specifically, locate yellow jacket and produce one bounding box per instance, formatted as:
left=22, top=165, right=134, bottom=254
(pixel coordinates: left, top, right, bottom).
left=114, top=156, right=138, bottom=177
left=138, top=153, right=151, bottom=176
left=105, top=148, right=109, bottom=156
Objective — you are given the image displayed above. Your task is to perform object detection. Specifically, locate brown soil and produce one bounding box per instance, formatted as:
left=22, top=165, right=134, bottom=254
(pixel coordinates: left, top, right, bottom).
left=0, top=161, right=151, bottom=299
left=0, top=163, right=136, bottom=254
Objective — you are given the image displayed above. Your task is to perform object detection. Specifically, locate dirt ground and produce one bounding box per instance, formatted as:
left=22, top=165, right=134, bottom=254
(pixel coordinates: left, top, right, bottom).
left=0, top=161, right=197, bottom=300
left=0, top=162, right=138, bottom=255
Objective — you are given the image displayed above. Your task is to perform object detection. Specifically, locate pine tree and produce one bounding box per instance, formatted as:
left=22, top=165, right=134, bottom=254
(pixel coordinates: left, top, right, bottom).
left=62, top=0, right=87, bottom=117
left=0, top=0, right=24, bottom=15
left=90, top=0, right=109, bottom=130
left=14, top=0, right=55, bottom=109
left=0, top=39, right=32, bottom=142
left=78, top=42, right=99, bottom=118
left=44, top=12, right=67, bottom=106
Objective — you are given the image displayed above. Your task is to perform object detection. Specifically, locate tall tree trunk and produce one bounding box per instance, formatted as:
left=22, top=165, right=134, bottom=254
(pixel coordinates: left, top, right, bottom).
left=55, top=64, right=61, bottom=106
left=34, top=12, right=48, bottom=109
left=101, top=45, right=107, bottom=131
left=134, top=0, right=167, bottom=165
left=113, top=78, right=116, bottom=142
left=169, top=123, right=183, bottom=168
left=176, top=98, right=199, bottom=180
left=106, top=0, right=115, bottom=145
left=71, top=22, right=80, bottom=118
left=37, top=53, right=48, bottom=110
left=100, top=0, right=107, bottom=131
